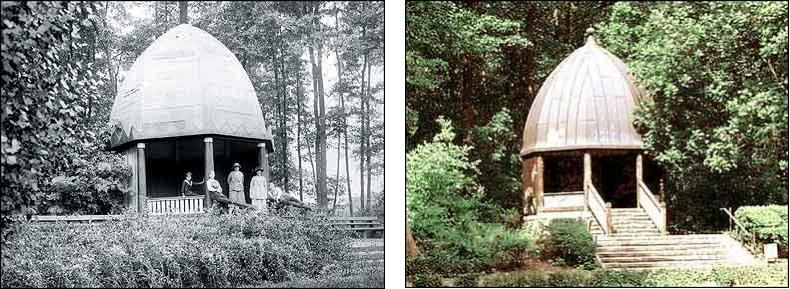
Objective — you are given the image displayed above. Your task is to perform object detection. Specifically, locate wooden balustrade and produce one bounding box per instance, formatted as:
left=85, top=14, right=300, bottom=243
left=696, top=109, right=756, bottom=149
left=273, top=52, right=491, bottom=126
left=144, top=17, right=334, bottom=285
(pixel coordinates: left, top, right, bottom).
left=637, top=181, right=666, bottom=234
left=148, top=196, right=205, bottom=215
left=586, top=181, right=612, bottom=235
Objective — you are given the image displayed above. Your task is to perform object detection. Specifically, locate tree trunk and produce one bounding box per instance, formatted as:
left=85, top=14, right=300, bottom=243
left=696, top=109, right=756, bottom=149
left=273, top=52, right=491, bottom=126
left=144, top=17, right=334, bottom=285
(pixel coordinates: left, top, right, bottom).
left=335, top=3, right=353, bottom=216
left=406, top=220, right=421, bottom=258
left=280, top=46, right=289, bottom=195
left=297, top=73, right=304, bottom=201
left=273, top=52, right=282, bottom=189
left=359, top=27, right=367, bottom=212
left=332, top=133, right=341, bottom=214
left=308, top=32, right=326, bottom=209
left=460, top=54, right=477, bottom=130
left=179, top=1, right=187, bottom=24
left=365, top=59, right=373, bottom=210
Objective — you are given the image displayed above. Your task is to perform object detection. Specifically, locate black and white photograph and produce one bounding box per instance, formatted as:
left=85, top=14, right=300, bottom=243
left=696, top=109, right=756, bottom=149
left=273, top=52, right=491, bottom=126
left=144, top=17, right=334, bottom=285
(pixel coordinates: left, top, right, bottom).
left=1, top=1, right=384, bottom=287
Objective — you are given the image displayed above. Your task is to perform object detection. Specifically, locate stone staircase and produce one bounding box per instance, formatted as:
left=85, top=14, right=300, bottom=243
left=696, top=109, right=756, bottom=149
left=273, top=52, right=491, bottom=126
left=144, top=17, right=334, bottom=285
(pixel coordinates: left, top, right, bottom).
left=590, top=208, right=756, bottom=269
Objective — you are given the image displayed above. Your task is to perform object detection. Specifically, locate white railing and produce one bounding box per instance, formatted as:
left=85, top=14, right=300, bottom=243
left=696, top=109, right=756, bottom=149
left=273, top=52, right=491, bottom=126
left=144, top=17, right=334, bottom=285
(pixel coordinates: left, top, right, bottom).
left=637, top=181, right=666, bottom=234
left=148, top=195, right=205, bottom=215
left=585, top=182, right=612, bottom=235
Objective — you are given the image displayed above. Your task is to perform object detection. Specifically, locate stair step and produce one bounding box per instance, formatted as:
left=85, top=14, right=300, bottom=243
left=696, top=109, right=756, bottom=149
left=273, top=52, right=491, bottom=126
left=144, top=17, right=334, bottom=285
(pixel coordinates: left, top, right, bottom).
left=597, top=244, right=722, bottom=253
left=597, top=239, right=721, bottom=246
left=598, top=249, right=722, bottom=258
left=603, top=260, right=723, bottom=269
left=600, top=254, right=722, bottom=263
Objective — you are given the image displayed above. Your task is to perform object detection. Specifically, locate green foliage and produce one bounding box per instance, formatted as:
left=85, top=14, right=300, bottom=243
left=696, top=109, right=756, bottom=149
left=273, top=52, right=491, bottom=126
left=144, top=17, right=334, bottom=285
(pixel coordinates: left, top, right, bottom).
left=413, top=273, right=443, bottom=287
left=734, top=205, right=789, bottom=254
left=598, top=2, right=789, bottom=231
left=407, top=117, right=532, bottom=275
left=590, top=270, right=648, bottom=287
left=473, top=263, right=787, bottom=287
left=406, top=1, right=529, bottom=91
left=407, top=117, right=487, bottom=238
left=468, top=108, right=522, bottom=210
left=0, top=210, right=363, bottom=288
left=542, top=219, right=598, bottom=269
left=454, top=273, right=479, bottom=287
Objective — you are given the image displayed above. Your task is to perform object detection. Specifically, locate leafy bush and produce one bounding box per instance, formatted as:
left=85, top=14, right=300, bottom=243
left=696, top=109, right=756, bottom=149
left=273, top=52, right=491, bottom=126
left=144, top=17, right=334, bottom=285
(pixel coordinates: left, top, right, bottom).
left=413, top=273, right=442, bottom=287
left=0, top=210, right=361, bottom=287
left=454, top=273, right=479, bottom=287
left=734, top=205, right=788, bottom=255
left=542, top=219, right=598, bottom=269
left=406, top=117, right=533, bottom=275
left=590, top=270, right=648, bottom=287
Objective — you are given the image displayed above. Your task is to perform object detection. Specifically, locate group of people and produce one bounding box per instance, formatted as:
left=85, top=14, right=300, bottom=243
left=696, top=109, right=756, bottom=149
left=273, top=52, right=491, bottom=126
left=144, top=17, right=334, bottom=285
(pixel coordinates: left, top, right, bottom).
left=179, top=162, right=275, bottom=212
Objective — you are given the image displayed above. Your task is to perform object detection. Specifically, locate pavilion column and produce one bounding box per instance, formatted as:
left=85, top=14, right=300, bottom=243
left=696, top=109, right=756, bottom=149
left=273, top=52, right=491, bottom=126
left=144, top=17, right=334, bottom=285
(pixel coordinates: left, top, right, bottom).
left=636, top=154, right=643, bottom=208
left=137, top=143, right=147, bottom=213
left=535, top=156, right=544, bottom=213
left=583, top=152, right=591, bottom=210
left=257, top=143, right=270, bottom=184
left=204, top=137, right=214, bottom=208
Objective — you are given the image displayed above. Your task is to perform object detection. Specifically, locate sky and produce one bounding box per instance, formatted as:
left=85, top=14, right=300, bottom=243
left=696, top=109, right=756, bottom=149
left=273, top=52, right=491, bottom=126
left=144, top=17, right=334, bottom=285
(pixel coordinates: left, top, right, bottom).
left=114, top=2, right=384, bottom=206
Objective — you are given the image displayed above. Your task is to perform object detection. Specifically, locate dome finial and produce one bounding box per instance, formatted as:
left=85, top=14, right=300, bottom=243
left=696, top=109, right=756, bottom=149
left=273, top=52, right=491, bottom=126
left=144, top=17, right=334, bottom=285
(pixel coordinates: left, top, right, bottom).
left=585, top=27, right=597, bottom=46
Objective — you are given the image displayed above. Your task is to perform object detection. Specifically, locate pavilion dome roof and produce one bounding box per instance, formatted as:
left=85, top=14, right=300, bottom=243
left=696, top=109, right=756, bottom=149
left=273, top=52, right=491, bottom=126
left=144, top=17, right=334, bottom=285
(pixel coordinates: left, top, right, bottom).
left=108, top=24, right=272, bottom=151
left=521, top=29, right=650, bottom=157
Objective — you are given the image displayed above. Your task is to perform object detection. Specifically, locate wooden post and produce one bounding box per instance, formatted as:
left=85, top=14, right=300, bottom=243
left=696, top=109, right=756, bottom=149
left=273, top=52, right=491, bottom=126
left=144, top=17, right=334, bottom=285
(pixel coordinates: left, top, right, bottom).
left=257, top=143, right=269, bottom=185
left=606, top=202, right=613, bottom=234
left=535, top=156, right=544, bottom=213
left=204, top=137, right=214, bottom=209
left=584, top=152, right=591, bottom=209
left=137, top=143, right=147, bottom=213
left=636, top=154, right=643, bottom=208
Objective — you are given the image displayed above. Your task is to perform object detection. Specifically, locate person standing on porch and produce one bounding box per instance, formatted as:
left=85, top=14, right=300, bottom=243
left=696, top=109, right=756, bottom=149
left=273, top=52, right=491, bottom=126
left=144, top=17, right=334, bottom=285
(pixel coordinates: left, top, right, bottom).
left=249, top=167, right=268, bottom=212
left=227, top=162, right=245, bottom=204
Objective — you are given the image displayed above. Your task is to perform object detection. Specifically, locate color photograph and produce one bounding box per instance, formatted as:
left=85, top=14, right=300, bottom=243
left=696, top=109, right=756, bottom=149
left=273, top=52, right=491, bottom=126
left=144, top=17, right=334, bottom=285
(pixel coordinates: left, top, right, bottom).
left=406, top=1, right=788, bottom=287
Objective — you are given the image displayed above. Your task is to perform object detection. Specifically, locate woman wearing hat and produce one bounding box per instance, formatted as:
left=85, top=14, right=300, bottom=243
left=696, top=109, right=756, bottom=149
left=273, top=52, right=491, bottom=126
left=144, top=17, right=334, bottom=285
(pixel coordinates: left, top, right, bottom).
left=227, top=162, right=246, bottom=204
left=249, top=167, right=268, bottom=212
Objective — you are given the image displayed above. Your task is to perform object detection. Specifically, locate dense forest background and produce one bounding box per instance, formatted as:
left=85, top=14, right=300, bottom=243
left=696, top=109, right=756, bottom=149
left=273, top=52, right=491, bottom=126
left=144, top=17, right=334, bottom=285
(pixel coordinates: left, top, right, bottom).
left=406, top=1, right=788, bottom=232
left=1, top=1, right=384, bottom=217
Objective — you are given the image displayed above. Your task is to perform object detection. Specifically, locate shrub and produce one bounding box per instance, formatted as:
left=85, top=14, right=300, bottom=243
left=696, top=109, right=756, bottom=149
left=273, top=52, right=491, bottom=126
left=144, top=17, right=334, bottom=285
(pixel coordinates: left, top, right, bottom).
left=591, top=270, right=648, bottom=287
left=0, top=210, right=361, bottom=287
left=734, top=205, right=788, bottom=255
left=454, top=273, right=479, bottom=287
left=475, top=264, right=787, bottom=287
left=542, top=218, right=598, bottom=269
left=413, top=273, right=442, bottom=287
left=547, top=270, right=593, bottom=286
left=406, top=117, right=534, bottom=275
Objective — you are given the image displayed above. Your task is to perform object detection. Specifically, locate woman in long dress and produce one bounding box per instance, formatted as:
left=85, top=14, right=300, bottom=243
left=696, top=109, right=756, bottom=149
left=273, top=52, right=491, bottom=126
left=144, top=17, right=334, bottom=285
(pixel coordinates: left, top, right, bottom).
left=227, top=163, right=245, bottom=204
left=249, top=167, right=268, bottom=212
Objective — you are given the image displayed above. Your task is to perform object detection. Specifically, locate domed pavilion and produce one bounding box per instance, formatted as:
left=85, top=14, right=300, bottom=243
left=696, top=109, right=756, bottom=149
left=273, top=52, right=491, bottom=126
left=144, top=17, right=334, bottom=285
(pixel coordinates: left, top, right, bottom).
left=108, top=24, right=274, bottom=214
left=521, top=28, right=664, bottom=235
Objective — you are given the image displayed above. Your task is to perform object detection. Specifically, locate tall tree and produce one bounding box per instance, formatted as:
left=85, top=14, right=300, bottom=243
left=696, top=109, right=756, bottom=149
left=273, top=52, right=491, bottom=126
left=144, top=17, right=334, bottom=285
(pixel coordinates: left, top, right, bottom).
left=179, top=1, right=187, bottom=24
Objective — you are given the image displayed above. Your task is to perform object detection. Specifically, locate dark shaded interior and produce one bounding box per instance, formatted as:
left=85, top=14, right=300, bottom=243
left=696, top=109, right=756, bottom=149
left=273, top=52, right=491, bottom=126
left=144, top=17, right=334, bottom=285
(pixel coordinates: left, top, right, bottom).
left=145, top=136, right=258, bottom=201
left=543, top=154, right=584, bottom=193
left=591, top=154, right=636, bottom=208
left=542, top=151, right=664, bottom=209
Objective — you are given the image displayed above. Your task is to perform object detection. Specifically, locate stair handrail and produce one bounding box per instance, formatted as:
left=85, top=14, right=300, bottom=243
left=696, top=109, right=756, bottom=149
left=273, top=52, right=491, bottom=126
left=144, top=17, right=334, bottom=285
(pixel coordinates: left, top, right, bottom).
left=720, top=207, right=758, bottom=253
left=585, top=181, right=612, bottom=235
left=637, top=181, right=666, bottom=234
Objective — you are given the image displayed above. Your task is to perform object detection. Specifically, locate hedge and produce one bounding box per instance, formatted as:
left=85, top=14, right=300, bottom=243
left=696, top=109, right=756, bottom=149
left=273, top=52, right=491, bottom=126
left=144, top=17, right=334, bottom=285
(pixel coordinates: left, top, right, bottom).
left=541, top=218, right=598, bottom=269
left=0, top=209, right=369, bottom=288
left=734, top=205, right=788, bottom=255
left=455, top=263, right=789, bottom=287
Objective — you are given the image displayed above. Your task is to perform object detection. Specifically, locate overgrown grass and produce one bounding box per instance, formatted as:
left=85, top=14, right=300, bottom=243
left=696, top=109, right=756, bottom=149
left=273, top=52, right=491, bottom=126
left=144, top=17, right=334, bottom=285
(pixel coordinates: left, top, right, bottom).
left=1, top=209, right=379, bottom=288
